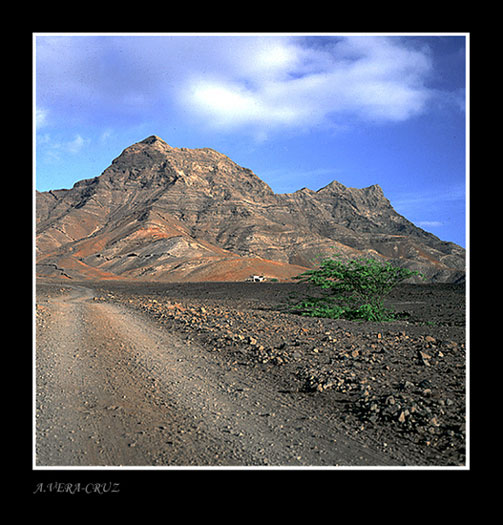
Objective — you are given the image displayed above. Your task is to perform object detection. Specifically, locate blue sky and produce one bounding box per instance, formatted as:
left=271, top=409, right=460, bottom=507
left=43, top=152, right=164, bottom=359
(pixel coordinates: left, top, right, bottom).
left=34, top=33, right=467, bottom=247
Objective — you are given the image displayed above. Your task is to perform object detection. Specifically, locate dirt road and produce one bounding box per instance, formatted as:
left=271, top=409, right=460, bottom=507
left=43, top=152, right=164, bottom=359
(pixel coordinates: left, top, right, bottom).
left=36, top=284, right=397, bottom=467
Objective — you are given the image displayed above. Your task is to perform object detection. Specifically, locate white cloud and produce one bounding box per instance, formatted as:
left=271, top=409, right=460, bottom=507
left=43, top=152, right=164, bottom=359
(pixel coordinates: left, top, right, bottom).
left=36, top=35, right=443, bottom=137
left=100, top=129, right=113, bottom=142
left=391, top=185, right=465, bottom=233
left=36, top=107, right=48, bottom=128
left=178, top=36, right=434, bottom=135
left=417, top=220, right=443, bottom=228
left=37, top=133, right=89, bottom=162
left=66, top=134, right=87, bottom=153
left=187, top=79, right=304, bottom=130
left=393, top=184, right=465, bottom=211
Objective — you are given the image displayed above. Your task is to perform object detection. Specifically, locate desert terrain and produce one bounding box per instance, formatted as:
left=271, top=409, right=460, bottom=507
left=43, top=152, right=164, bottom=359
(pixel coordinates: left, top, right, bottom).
left=35, top=279, right=466, bottom=467
left=36, top=136, right=465, bottom=284
left=35, top=136, right=466, bottom=468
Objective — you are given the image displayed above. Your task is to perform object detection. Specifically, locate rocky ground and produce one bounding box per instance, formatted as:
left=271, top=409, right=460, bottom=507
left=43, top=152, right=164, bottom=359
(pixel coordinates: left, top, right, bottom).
left=37, top=280, right=466, bottom=467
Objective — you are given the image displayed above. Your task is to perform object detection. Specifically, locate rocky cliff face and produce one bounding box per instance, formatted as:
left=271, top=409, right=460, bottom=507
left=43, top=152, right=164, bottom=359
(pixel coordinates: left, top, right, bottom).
left=36, top=135, right=465, bottom=282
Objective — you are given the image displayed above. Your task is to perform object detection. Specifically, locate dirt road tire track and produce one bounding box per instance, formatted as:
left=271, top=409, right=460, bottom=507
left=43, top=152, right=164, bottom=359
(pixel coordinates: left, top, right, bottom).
left=36, top=285, right=398, bottom=467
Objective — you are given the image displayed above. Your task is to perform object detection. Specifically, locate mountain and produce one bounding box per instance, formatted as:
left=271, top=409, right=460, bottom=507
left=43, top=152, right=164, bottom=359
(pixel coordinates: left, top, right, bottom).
left=36, top=135, right=465, bottom=282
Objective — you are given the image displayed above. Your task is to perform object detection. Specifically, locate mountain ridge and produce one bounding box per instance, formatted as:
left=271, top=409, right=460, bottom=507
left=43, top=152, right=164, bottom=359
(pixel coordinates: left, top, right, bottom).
left=36, top=135, right=465, bottom=282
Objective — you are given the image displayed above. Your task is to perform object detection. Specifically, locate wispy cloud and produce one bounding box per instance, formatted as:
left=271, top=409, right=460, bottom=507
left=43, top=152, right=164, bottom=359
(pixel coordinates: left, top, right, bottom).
left=36, top=107, right=48, bottom=128
left=391, top=184, right=465, bottom=212
left=37, top=133, right=89, bottom=161
left=66, top=134, right=87, bottom=153
left=178, top=36, right=434, bottom=136
left=36, top=35, right=455, bottom=139
left=417, top=220, right=443, bottom=228
left=390, top=184, right=465, bottom=233
left=100, top=129, right=113, bottom=142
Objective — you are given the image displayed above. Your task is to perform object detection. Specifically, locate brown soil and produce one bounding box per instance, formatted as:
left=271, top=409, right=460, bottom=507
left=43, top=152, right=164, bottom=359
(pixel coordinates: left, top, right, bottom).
left=35, top=280, right=466, bottom=467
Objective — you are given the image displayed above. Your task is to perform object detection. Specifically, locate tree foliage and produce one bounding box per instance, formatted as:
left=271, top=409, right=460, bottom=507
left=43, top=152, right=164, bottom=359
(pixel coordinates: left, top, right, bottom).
left=292, top=254, right=422, bottom=322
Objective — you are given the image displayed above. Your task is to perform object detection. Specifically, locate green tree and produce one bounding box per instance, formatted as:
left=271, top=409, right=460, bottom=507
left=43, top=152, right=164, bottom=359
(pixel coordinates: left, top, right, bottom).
left=292, top=254, right=422, bottom=321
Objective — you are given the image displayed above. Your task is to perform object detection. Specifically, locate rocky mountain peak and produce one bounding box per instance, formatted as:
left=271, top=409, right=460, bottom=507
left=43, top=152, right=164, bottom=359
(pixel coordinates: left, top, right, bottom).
left=36, top=136, right=465, bottom=283
left=104, top=135, right=275, bottom=199
left=139, top=135, right=167, bottom=145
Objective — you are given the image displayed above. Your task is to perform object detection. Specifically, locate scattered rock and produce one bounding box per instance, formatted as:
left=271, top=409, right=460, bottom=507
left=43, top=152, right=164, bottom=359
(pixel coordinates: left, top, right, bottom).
left=81, top=280, right=465, bottom=466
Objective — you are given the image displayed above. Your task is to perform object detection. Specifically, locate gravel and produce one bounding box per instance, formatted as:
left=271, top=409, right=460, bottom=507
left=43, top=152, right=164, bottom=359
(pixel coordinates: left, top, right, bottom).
left=55, top=280, right=467, bottom=466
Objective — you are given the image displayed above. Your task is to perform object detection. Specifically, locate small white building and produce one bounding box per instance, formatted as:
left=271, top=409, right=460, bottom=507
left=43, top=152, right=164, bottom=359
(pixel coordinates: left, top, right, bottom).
left=246, top=275, right=265, bottom=282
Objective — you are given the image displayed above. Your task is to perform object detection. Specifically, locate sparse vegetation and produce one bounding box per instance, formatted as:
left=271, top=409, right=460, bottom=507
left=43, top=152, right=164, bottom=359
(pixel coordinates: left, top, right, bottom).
left=291, top=254, right=422, bottom=322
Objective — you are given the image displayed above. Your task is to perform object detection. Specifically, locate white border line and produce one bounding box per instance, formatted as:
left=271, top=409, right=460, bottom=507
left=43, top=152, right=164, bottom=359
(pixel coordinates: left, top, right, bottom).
left=33, top=32, right=470, bottom=471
